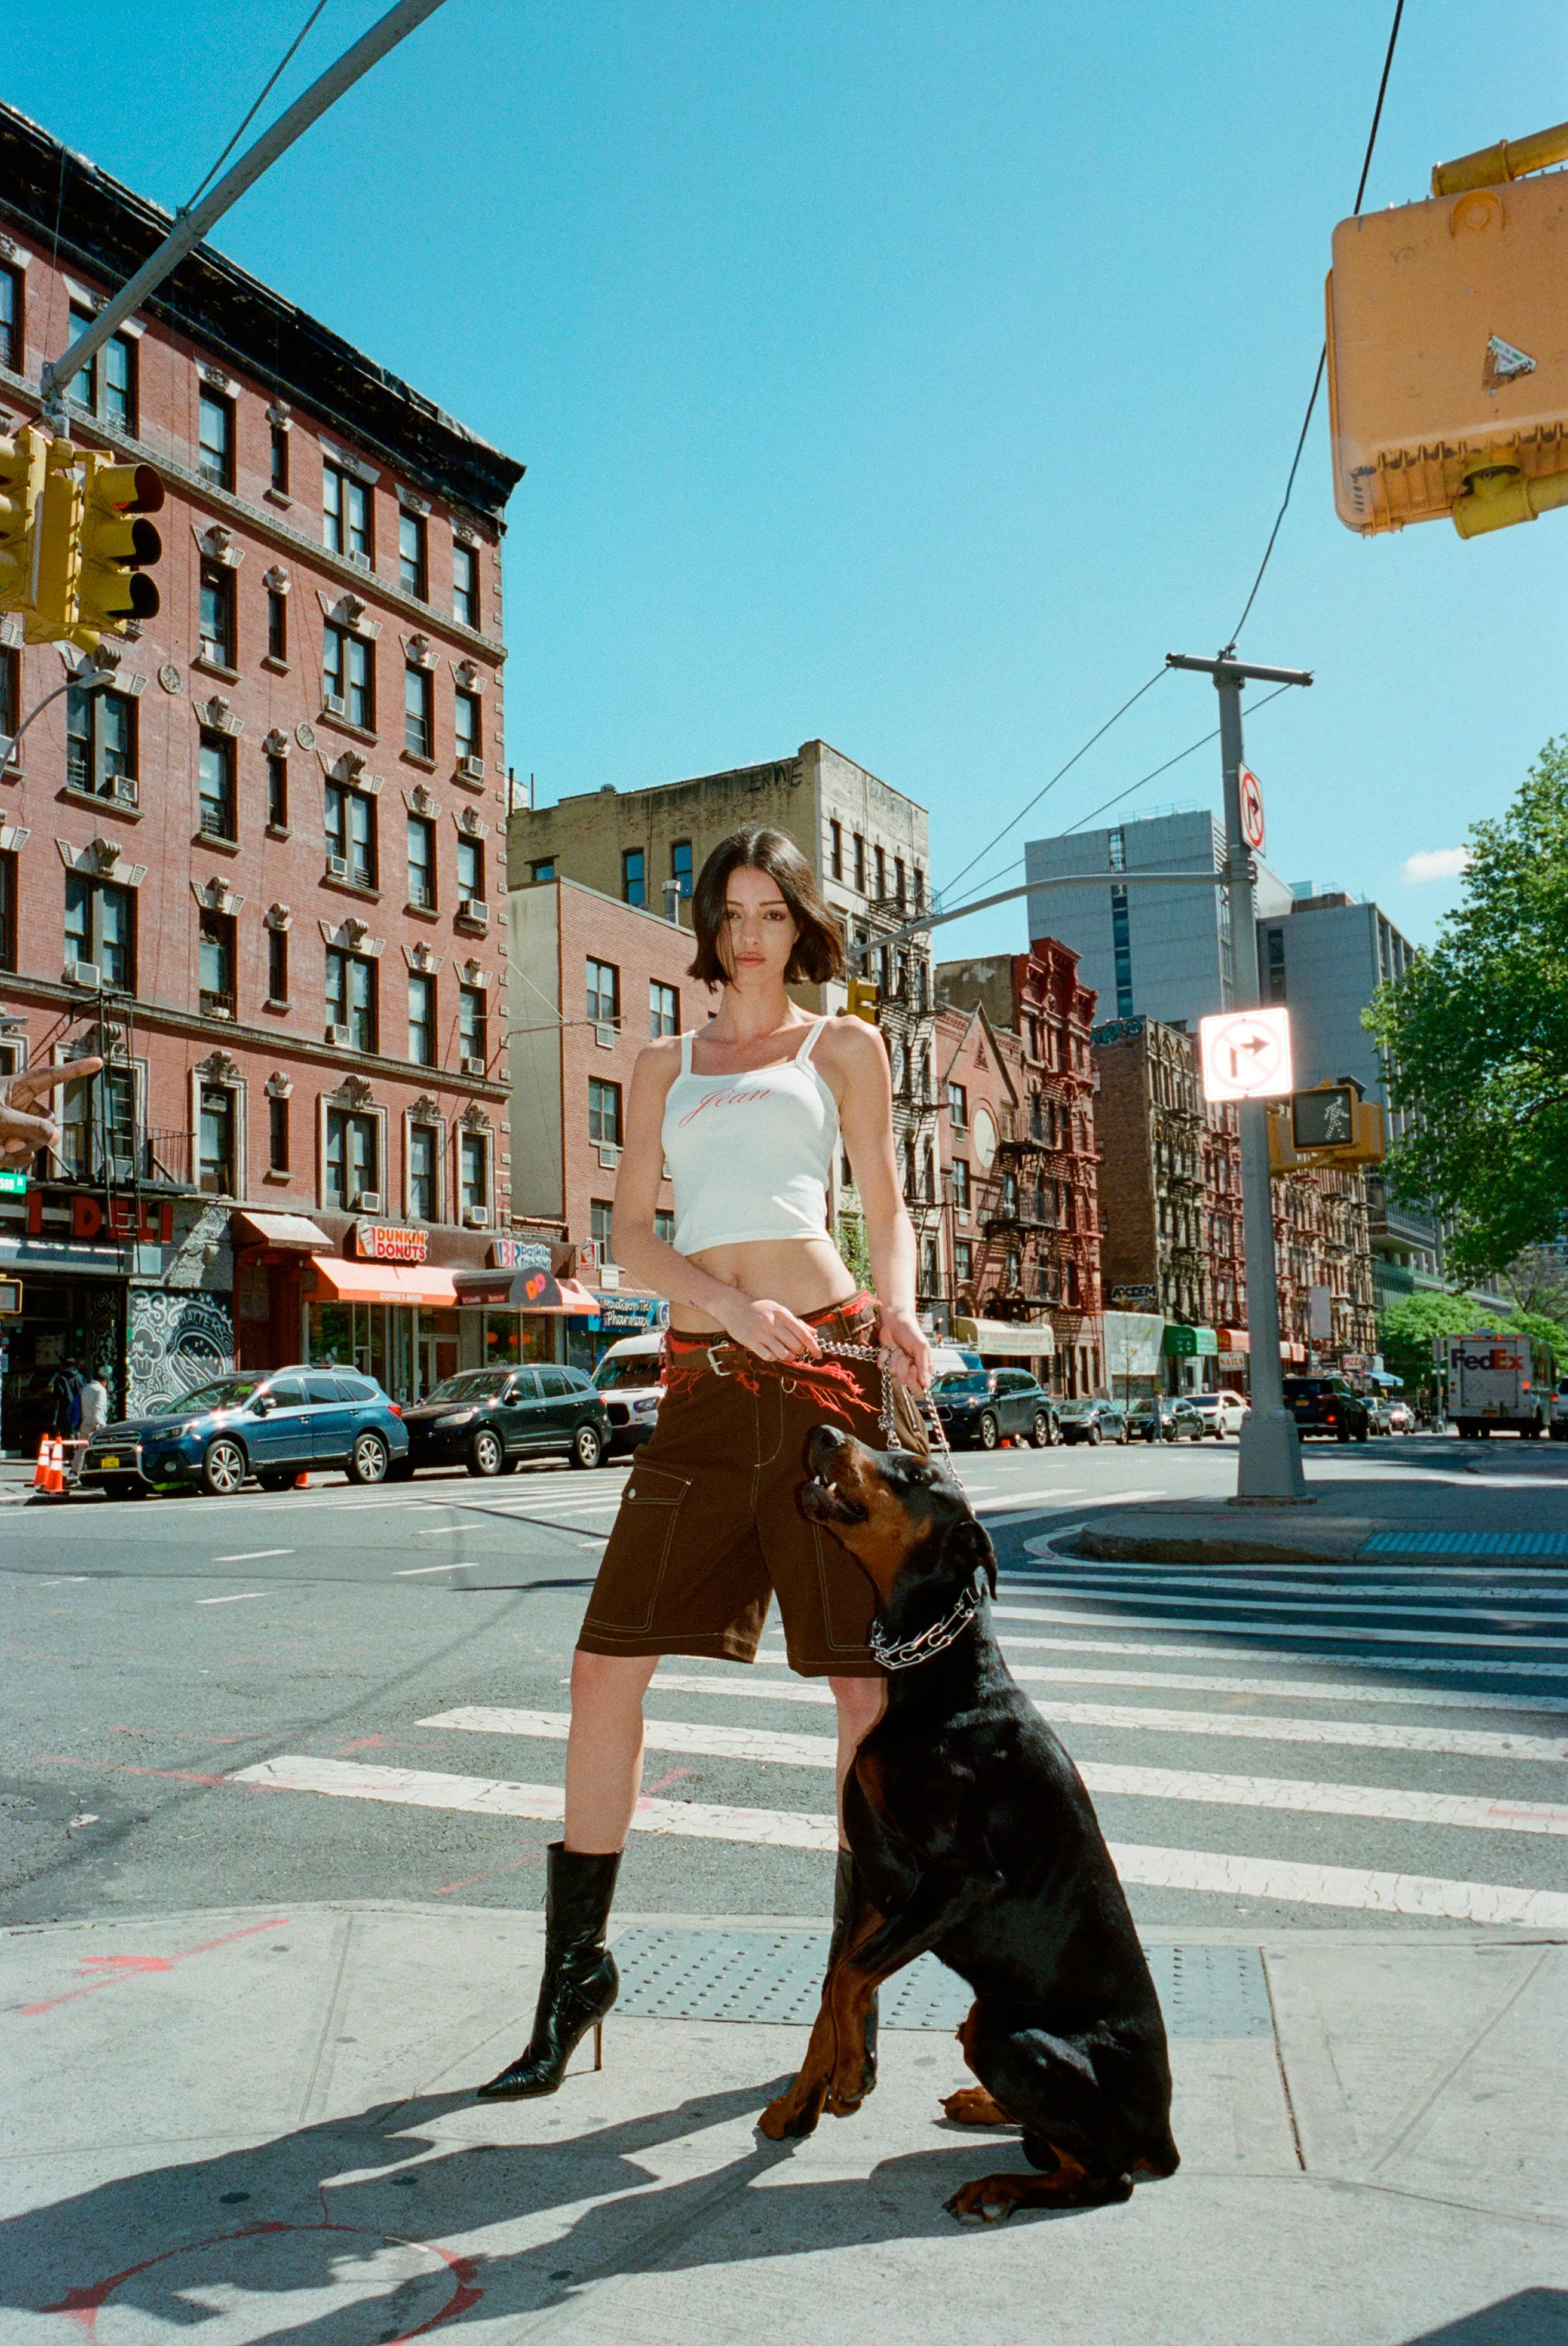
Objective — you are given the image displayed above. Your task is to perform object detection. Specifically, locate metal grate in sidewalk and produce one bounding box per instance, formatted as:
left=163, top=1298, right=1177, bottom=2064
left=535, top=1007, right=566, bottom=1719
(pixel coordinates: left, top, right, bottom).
left=609, top=1928, right=1271, bottom=2038
left=1360, top=1531, right=1568, bottom=1559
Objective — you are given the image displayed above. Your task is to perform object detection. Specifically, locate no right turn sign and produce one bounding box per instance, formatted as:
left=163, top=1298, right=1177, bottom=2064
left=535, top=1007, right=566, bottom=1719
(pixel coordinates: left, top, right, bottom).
left=1238, top=765, right=1266, bottom=852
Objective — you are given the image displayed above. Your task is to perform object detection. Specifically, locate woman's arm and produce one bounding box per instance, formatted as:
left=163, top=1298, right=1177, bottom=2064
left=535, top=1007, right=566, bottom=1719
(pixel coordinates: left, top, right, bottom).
left=831, top=1017, right=933, bottom=1392
left=610, top=1042, right=828, bottom=1361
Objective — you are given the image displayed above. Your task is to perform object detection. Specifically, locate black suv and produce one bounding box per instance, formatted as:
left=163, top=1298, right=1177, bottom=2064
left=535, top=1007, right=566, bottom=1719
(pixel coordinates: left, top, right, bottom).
left=1128, top=1395, right=1207, bottom=1444
left=931, top=1367, right=1059, bottom=1450
left=1283, top=1376, right=1370, bottom=1442
left=397, top=1366, right=610, bottom=1476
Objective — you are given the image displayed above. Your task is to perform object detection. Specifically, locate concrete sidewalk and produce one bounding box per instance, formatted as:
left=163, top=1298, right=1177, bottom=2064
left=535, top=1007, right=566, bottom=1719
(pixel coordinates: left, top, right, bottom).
left=4, top=1900, right=1565, bottom=2343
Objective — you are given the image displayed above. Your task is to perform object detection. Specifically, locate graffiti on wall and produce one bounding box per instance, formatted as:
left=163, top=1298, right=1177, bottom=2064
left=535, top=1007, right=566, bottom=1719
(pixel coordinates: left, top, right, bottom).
left=126, top=1290, right=234, bottom=1418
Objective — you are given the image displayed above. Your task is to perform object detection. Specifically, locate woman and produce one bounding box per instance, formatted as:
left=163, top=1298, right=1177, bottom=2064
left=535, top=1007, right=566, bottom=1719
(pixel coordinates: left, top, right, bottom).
left=479, top=824, right=932, bottom=2100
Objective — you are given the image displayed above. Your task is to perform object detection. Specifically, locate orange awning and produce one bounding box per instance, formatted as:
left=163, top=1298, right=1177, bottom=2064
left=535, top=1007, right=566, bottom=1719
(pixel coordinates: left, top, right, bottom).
left=304, top=1258, right=458, bottom=1308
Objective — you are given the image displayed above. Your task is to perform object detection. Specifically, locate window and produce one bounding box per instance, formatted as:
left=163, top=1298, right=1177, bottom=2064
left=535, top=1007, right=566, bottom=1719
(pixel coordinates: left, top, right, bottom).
left=269, top=423, right=289, bottom=494
left=920, top=1238, right=939, bottom=1293
left=266, top=923, right=288, bottom=1003
left=325, top=1107, right=378, bottom=1207
left=1108, top=825, right=1126, bottom=872
left=323, top=625, right=373, bottom=729
left=458, top=984, right=486, bottom=1063
left=266, top=754, right=288, bottom=831
left=895, top=856, right=906, bottom=908
left=649, top=980, right=678, bottom=1038
left=1110, top=883, right=1133, bottom=1019
left=408, top=1122, right=437, bottom=1220
left=268, top=1093, right=289, bottom=1173
left=198, top=909, right=235, bottom=1015
left=670, top=839, right=693, bottom=899
left=404, top=663, right=432, bottom=758
left=460, top=1129, right=488, bottom=1214
left=266, top=589, right=287, bottom=661
left=588, top=1077, right=622, bottom=1148
left=953, top=1238, right=973, bottom=1287
left=398, top=508, right=428, bottom=599
left=198, top=389, right=233, bottom=488
left=324, top=782, right=375, bottom=885
left=853, top=833, right=866, bottom=893
left=323, top=463, right=369, bottom=560
left=58, top=1064, right=136, bottom=1180
left=198, top=1086, right=234, bottom=1195
left=408, top=972, right=436, bottom=1065
left=400, top=813, right=433, bottom=908
left=452, top=539, right=479, bottom=628
left=914, top=866, right=924, bottom=911
left=1265, top=928, right=1287, bottom=1004
left=530, top=858, right=555, bottom=883
left=622, top=847, right=645, bottom=907
left=0, top=849, right=16, bottom=971
left=586, top=958, right=619, bottom=1027
left=653, top=1207, right=676, bottom=1245
left=591, top=1198, right=615, bottom=1262
left=456, top=834, right=483, bottom=900
left=0, top=646, right=15, bottom=746
left=65, top=685, right=135, bottom=799
left=454, top=687, right=481, bottom=766
left=951, top=1157, right=970, bottom=1211
left=197, top=733, right=236, bottom=839
left=874, top=845, right=886, bottom=900
left=830, top=820, right=843, bottom=881
left=199, top=559, right=234, bottom=667
left=68, top=307, right=136, bottom=431
left=325, top=947, right=376, bottom=1051
left=0, top=265, right=20, bottom=371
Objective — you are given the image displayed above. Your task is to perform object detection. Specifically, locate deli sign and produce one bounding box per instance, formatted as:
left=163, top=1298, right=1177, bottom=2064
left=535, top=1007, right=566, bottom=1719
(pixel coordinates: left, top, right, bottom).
left=354, top=1222, right=429, bottom=1263
left=26, top=1192, right=173, bottom=1243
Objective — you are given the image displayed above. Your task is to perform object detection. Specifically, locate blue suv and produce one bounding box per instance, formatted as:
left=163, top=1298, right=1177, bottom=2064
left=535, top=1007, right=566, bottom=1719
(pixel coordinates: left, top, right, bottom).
left=79, top=1366, right=409, bottom=1497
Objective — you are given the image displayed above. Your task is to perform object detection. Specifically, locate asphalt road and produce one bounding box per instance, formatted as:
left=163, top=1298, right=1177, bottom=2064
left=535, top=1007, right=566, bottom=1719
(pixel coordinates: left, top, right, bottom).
left=5, top=1433, right=1568, bottom=1937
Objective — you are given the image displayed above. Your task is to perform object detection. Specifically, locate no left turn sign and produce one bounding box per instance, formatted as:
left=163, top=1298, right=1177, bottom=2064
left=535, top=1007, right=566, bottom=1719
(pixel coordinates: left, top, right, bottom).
left=1238, top=765, right=1266, bottom=852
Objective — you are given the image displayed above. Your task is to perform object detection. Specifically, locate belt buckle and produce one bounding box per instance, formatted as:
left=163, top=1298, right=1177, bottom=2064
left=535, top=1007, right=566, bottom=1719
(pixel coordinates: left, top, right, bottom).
left=706, top=1344, right=735, bottom=1378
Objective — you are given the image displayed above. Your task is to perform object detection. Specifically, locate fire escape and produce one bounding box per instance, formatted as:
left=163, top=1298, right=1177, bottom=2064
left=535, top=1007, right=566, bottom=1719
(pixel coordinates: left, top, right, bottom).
left=972, top=1078, right=1101, bottom=1357
left=848, top=899, right=941, bottom=1307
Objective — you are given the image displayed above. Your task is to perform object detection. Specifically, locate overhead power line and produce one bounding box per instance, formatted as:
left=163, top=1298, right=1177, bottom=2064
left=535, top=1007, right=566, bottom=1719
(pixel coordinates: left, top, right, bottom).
left=183, top=2, right=332, bottom=210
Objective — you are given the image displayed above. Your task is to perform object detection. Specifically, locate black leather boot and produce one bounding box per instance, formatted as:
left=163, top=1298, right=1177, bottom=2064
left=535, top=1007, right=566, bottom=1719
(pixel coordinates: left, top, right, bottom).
left=827, top=1847, right=878, bottom=2095
left=477, top=1842, right=621, bottom=2100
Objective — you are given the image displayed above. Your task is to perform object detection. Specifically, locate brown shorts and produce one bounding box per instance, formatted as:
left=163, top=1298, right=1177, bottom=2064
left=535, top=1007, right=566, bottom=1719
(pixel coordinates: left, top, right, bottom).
left=577, top=1294, right=927, bottom=1677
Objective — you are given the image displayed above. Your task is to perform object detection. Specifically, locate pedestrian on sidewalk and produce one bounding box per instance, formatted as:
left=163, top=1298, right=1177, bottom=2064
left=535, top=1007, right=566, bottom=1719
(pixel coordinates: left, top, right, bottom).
left=77, top=1366, right=111, bottom=1437
left=478, top=825, right=933, bottom=2101
left=48, top=1356, right=84, bottom=1440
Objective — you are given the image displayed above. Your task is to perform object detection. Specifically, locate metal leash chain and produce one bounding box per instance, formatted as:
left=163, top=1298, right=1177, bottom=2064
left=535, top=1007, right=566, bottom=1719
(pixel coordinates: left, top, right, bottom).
left=812, top=1336, right=959, bottom=1479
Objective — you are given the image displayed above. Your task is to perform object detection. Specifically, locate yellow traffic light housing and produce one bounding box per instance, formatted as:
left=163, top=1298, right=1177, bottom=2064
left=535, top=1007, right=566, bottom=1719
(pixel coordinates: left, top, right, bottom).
left=846, top=977, right=880, bottom=1024
left=0, top=425, right=48, bottom=614
left=1326, top=120, right=1568, bottom=537
left=26, top=443, right=84, bottom=646
left=1268, top=1084, right=1385, bottom=1171
left=74, top=456, right=162, bottom=646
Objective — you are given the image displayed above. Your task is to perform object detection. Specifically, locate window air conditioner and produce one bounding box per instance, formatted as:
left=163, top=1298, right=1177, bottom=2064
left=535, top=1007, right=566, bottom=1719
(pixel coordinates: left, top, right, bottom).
left=355, top=1190, right=382, bottom=1213
left=325, top=1022, right=352, bottom=1046
left=460, top=1053, right=486, bottom=1077
left=326, top=854, right=348, bottom=877
left=112, top=775, right=139, bottom=806
left=323, top=695, right=346, bottom=716
left=464, top=1204, right=490, bottom=1228
left=457, top=897, right=488, bottom=927
left=458, top=754, right=485, bottom=780
left=593, top=1023, right=615, bottom=1050
left=348, top=549, right=371, bottom=570
left=67, top=961, right=102, bottom=990
left=596, top=1145, right=621, bottom=1171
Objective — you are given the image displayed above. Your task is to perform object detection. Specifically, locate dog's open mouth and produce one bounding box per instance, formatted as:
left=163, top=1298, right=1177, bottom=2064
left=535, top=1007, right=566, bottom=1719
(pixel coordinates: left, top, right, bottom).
left=799, top=1474, right=867, bottom=1527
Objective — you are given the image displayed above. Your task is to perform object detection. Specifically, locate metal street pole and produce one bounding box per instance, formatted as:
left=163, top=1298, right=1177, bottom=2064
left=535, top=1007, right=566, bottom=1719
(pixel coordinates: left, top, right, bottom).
left=37, top=0, right=448, bottom=425
left=1167, top=651, right=1313, bottom=1502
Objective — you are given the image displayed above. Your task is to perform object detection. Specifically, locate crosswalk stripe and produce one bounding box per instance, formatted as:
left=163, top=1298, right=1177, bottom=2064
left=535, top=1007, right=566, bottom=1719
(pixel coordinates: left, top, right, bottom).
left=993, top=1604, right=1568, bottom=1653
left=644, top=1672, right=1568, bottom=1760
left=1022, top=1569, right=1568, bottom=1609
left=993, top=1632, right=1568, bottom=1682
left=1010, top=1582, right=1568, bottom=1627
left=420, top=1707, right=1568, bottom=1837
left=225, top=1755, right=1568, bottom=1924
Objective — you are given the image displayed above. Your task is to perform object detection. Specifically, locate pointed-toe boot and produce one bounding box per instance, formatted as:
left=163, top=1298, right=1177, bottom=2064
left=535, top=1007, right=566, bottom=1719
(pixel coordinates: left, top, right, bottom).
left=477, top=1842, right=621, bottom=2100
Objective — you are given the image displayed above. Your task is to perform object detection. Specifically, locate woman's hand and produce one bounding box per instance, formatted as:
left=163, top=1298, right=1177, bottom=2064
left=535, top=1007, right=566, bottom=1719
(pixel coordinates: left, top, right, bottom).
left=877, top=1303, right=932, bottom=1393
left=712, top=1291, right=824, bottom=1363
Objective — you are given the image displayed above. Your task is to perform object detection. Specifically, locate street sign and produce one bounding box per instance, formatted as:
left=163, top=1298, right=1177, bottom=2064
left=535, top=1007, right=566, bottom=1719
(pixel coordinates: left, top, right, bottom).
left=1237, top=765, right=1266, bottom=852
left=1292, top=1083, right=1356, bottom=1150
left=0, top=1169, right=26, bottom=1196
left=1199, top=1006, right=1294, bottom=1101
left=0, top=1278, right=20, bottom=1313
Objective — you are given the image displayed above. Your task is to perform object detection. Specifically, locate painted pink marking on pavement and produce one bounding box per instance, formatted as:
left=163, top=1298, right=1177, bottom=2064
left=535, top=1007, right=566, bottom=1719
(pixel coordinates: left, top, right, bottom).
left=17, top=1915, right=290, bottom=2016
left=643, top=1767, right=697, bottom=1799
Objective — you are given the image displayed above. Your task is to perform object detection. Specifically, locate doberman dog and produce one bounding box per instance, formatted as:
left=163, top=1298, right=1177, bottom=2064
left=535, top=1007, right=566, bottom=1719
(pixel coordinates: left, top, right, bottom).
left=757, top=1424, right=1180, bottom=2222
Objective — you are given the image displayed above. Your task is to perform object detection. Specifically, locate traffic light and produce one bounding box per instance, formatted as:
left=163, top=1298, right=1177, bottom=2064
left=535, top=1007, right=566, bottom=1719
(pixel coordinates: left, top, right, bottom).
left=846, top=976, right=880, bottom=1024
left=25, top=442, right=84, bottom=645
left=1326, top=118, right=1568, bottom=537
left=0, top=426, right=47, bottom=614
left=74, top=456, right=162, bottom=645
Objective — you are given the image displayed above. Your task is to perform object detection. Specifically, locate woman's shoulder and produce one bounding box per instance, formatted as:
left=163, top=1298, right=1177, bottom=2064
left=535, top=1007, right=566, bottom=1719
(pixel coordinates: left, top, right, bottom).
left=630, top=1032, right=689, bottom=1093
left=812, top=1010, right=887, bottom=1084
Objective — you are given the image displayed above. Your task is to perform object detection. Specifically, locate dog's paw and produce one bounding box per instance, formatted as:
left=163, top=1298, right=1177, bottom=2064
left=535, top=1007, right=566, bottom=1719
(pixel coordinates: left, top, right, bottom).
left=945, top=2174, right=1023, bottom=2224
left=757, top=2085, right=824, bottom=2141
left=940, top=2087, right=1015, bottom=2128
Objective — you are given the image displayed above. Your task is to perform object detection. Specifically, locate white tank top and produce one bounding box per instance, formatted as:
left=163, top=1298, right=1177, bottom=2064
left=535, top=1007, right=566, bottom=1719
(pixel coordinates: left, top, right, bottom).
left=661, top=1018, right=839, bottom=1253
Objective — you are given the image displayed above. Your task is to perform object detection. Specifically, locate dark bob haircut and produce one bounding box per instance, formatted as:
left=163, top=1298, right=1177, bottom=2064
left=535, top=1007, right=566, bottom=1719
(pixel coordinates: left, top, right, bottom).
left=687, top=826, right=847, bottom=989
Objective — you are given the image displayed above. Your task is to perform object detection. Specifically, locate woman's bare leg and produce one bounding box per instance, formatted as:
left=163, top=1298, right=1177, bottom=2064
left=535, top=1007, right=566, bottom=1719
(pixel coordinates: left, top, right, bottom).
left=828, top=1675, right=886, bottom=1848
left=564, top=1649, right=660, bottom=1853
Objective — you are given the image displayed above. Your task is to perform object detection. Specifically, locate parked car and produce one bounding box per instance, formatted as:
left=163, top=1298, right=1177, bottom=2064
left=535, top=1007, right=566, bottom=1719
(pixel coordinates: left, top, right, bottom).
left=1128, top=1395, right=1207, bottom=1444
left=1386, top=1399, right=1415, bottom=1433
left=1189, top=1391, right=1250, bottom=1439
left=399, top=1365, right=609, bottom=1476
left=1055, top=1399, right=1130, bottom=1446
left=1362, top=1391, right=1395, bottom=1436
left=79, top=1366, right=409, bottom=1497
left=592, top=1332, right=665, bottom=1459
left=930, top=1366, right=1058, bottom=1450
left=1283, top=1375, right=1370, bottom=1442
left=1552, top=1379, right=1568, bottom=1443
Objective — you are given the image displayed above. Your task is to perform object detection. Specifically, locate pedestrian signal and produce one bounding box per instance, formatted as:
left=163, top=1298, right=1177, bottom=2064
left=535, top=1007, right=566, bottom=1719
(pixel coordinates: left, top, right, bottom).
left=846, top=978, right=880, bottom=1024
left=1269, top=1085, right=1385, bottom=1171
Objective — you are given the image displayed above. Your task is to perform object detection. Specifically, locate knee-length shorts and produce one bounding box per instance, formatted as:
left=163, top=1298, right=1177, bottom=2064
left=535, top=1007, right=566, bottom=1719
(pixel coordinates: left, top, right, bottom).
left=577, top=1294, right=926, bottom=1677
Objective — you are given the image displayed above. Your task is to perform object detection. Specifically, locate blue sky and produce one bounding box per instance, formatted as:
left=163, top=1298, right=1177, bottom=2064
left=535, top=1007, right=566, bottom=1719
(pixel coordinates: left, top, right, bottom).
left=7, top=0, right=1563, bottom=962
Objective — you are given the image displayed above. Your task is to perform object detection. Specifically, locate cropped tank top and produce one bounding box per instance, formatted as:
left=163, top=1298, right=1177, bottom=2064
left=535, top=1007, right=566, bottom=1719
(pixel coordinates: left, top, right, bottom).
left=661, top=1018, right=840, bottom=1253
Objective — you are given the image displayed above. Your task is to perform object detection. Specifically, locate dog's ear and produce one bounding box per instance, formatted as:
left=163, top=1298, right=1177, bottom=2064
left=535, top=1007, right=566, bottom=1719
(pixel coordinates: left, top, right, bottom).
left=938, top=1514, right=997, bottom=1598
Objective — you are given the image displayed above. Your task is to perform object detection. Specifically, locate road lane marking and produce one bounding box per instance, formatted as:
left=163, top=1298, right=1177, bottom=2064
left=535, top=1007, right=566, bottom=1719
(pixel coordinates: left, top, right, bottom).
left=1029, top=1569, right=1568, bottom=1607
left=195, top=1592, right=264, bottom=1606
left=974, top=1489, right=1087, bottom=1512
left=420, top=1709, right=1568, bottom=1837
left=212, top=1550, right=294, bottom=1564
left=393, top=1562, right=471, bottom=1576
left=222, top=1757, right=1568, bottom=1924
left=993, top=1631, right=1568, bottom=1681
left=993, top=1604, right=1568, bottom=1652
left=1013, top=1583, right=1568, bottom=1628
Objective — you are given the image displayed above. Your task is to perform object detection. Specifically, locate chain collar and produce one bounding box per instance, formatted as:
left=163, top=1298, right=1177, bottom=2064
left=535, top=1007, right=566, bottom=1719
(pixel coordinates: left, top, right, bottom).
left=869, top=1566, right=989, bottom=1672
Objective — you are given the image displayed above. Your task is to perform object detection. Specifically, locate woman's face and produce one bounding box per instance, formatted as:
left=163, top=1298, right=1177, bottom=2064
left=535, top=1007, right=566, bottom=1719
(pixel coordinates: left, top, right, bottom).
left=720, top=862, right=800, bottom=987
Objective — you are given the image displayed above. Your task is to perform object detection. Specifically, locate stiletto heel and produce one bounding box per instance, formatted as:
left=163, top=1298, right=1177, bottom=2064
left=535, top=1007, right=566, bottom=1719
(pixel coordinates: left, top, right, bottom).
left=477, top=1843, right=621, bottom=2100
left=593, top=2021, right=604, bottom=2070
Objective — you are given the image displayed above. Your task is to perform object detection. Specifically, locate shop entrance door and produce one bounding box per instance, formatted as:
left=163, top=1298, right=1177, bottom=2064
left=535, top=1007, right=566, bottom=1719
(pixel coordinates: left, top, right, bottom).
left=416, top=1336, right=441, bottom=1401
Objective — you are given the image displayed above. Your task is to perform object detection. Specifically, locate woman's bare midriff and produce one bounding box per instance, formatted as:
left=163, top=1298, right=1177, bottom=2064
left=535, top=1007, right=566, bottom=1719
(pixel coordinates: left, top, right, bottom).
left=668, top=1234, right=859, bottom=1338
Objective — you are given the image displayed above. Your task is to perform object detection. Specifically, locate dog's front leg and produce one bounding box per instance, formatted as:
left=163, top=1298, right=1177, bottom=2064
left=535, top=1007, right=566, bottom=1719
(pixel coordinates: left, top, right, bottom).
left=850, top=1868, right=996, bottom=1981
left=817, top=1873, right=997, bottom=2116
left=758, top=1901, right=888, bottom=2141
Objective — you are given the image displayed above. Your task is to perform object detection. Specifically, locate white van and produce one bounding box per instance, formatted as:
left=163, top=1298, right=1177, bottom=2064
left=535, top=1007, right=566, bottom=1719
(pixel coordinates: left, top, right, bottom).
left=591, top=1331, right=665, bottom=1459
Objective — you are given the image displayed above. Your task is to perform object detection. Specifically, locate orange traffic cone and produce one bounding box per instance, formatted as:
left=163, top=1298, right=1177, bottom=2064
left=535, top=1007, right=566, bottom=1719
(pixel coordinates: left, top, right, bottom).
left=32, top=1437, right=50, bottom=1490
left=47, top=1439, right=66, bottom=1494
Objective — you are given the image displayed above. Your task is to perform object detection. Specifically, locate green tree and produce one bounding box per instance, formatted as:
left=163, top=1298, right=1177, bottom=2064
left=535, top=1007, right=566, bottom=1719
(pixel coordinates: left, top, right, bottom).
left=1366, top=738, right=1568, bottom=1283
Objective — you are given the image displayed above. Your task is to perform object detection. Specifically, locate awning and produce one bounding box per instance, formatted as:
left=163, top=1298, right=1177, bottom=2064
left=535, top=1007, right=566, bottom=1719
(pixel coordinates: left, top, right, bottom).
left=452, top=1268, right=602, bottom=1314
left=1163, top=1325, right=1218, bottom=1357
left=953, top=1317, right=1055, bottom=1359
left=1216, top=1327, right=1250, bottom=1352
left=232, top=1211, right=333, bottom=1252
left=304, top=1258, right=458, bottom=1307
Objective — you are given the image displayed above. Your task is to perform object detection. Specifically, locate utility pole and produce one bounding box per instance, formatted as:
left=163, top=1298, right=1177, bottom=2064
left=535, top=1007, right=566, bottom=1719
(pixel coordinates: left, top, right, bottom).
left=1167, top=651, right=1313, bottom=1503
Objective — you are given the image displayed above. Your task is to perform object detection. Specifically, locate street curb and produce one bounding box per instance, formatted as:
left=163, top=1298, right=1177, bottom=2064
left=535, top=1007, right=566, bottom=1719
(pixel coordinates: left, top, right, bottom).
left=1056, top=1524, right=1567, bottom=1569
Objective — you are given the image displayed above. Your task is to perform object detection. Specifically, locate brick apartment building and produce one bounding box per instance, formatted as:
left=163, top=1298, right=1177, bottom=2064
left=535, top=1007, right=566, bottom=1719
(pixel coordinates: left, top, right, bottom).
left=0, top=106, right=523, bottom=1423
left=935, top=938, right=1104, bottom=1396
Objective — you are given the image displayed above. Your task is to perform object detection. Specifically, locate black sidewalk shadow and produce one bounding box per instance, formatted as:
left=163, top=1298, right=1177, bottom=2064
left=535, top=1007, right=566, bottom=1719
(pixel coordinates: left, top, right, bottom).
left=5, top=2076, right=1109, bottom=2343
left=1397, top=2292, right=1568, bottom=2345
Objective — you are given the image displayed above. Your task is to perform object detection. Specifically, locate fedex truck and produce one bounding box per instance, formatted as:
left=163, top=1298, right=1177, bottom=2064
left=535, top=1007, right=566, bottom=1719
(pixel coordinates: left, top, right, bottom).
left=1446, top=1331, right=1548, bottom=1439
